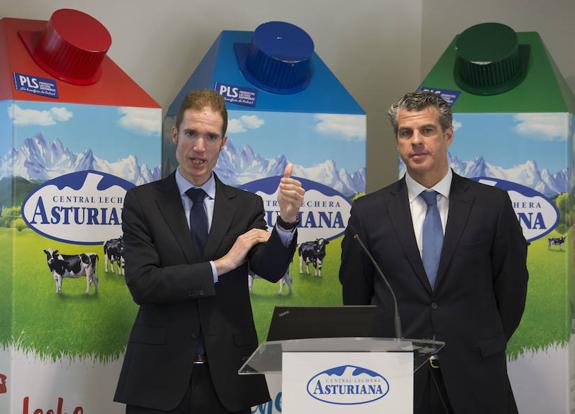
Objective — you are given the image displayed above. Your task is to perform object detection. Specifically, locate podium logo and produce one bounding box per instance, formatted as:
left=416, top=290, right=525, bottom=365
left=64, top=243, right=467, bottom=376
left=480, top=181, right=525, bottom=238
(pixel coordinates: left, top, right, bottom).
left=22, top=170, right=135, bottom=245
left=473, top=177, right=559, bottom=242
left=0, top=373, right=6, bottom=394
left=241, top=177, right=352, bottom=242
left=306, top=365, right=389, bottom=405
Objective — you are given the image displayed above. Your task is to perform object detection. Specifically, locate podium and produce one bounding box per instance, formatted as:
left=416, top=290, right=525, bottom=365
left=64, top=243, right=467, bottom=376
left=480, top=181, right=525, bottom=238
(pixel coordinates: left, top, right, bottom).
left=240, top=337, right=444, bottom=413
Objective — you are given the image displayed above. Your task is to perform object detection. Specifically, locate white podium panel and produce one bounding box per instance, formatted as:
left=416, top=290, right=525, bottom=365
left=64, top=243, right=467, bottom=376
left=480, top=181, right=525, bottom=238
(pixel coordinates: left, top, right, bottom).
left=282, top=352, right=413, bottom=414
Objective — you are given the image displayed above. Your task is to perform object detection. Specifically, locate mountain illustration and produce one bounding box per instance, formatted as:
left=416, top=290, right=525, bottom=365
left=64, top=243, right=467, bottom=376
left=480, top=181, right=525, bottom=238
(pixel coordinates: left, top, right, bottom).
left=400, top=153, right=567, bottom=197
left=0, top=133, right=160, bottom=185
left=215, top=139, right=366, bottom=197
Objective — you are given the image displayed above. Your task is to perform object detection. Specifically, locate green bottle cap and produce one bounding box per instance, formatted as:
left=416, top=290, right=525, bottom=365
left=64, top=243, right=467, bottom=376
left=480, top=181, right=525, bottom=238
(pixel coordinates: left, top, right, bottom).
left=454, top=22, right=529, bottom=95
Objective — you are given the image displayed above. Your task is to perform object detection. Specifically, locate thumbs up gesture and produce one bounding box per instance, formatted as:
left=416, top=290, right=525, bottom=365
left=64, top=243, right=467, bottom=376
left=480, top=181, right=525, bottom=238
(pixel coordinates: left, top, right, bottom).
left=277, top=163, right=305, bottom=224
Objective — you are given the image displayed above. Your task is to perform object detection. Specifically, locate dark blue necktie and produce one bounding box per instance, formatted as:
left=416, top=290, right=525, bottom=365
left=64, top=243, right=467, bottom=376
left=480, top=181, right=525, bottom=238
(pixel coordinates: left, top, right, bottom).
left=186, top=188, right=209, bottom=253
left=185, top=188, right=208, bottom=356
left=420, top=191, right=443, bottom=289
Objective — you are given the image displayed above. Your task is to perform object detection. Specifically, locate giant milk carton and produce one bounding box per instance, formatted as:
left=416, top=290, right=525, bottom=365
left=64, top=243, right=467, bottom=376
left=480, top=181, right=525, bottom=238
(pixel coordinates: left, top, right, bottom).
left=419, top=22, right=575, bottom=414
left=0, top=9, right=161, bottom=413
left=163, top=22, right=366, bottom=413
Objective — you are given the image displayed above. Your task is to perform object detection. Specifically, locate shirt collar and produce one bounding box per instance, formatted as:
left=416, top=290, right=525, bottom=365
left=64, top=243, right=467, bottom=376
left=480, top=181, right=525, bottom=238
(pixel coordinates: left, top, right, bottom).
left=405, top=168, right=452, bottom=203
left=175, top=169, right=216, bottom=200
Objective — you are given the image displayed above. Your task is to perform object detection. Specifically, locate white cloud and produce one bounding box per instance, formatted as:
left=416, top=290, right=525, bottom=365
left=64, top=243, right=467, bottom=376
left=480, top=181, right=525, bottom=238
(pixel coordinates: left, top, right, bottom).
left=118, top=107, right=161, bottom=136
left=228, top=115, right=264, bottom=134
left=228, top=119, right=246, bottom=133
left=240, top=115, right=264, bottom=129
left=452, top=120, right=462, bottom=131
left=8, top=104, right=73, bottom=126
left=314, top=114, right=366, bottom=141
left=514, top=113, right=568, bottom=141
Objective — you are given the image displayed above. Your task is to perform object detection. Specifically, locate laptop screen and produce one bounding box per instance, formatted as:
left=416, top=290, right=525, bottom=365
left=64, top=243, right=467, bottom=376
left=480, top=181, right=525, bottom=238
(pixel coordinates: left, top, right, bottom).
left=266, top=305, right=383, bottom=342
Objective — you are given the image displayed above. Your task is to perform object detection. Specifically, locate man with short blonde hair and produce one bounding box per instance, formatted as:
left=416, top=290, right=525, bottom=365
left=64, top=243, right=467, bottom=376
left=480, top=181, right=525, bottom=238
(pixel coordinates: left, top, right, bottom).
left=115, top=89, right=305, bottom=414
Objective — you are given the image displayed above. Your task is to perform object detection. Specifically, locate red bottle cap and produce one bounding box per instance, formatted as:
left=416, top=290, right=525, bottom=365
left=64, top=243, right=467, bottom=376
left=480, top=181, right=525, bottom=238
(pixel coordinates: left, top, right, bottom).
left=19, top=9, right=112, bottom=85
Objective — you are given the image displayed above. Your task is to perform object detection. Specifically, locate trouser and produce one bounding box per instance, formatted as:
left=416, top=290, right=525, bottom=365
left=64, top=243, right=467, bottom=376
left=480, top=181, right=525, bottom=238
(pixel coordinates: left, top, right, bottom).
left=126, top=363, right=250, bottom=414
left=415, top=358, right=455, bottom=414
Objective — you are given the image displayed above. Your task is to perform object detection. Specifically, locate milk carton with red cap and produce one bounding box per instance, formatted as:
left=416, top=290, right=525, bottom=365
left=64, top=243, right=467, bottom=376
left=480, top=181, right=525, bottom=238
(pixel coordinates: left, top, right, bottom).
left=164, top=22, right=366, bottom=413
left=0, top=9, right=161, bottom=413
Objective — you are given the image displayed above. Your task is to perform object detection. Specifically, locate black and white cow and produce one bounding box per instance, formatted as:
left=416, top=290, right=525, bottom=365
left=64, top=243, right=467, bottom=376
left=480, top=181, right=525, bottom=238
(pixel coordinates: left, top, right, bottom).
left=548, top=236, right=566, bottom=250
left=298, top=238, right=329, bottom=277
left=43, top=248, right=99, bottom=294
left=248, top=271, right=293, bottom=295
left=103, top=237, right=124, bottom=275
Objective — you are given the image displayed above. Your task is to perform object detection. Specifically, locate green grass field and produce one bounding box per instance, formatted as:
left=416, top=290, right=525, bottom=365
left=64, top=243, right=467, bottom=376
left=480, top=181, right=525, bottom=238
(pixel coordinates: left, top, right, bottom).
left=0, top=225, right=569, bottom=361
left=0, top=228, right=13, bottom=347
left=0, top=227, right=137, bottom=361
left=506, top=229, right=570, bottom=357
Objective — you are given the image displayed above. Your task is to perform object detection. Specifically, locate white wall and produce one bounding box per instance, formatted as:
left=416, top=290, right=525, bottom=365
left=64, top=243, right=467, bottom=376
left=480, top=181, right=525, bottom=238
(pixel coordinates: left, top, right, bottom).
left=0, top=0, right=573, bottom=191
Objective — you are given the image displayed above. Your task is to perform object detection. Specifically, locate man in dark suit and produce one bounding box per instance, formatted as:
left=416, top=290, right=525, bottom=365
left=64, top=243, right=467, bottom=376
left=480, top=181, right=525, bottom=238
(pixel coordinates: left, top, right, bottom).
left=339, top=91, right=528, bottom=414
left=114, top=89, right=304, bottom=413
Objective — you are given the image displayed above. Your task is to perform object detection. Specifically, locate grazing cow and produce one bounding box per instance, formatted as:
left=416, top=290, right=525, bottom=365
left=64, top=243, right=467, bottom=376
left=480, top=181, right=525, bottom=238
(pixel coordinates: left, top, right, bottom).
left=298, top=238, right=329, bottom=276
left=548, top=236, right=566, bottom=250
left=103, top=237, right=125, bottom=275
left=248, top=271, right=293, bottom=295
left=43, top=248, right=99, bottom=294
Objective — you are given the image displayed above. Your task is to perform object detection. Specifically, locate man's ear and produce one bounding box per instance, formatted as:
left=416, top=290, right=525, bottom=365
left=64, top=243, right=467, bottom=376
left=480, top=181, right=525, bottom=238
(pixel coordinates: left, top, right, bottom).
left=445, top=127, right=454, bottom=146
left=221, top=135, right=228, bottom=149
left=171, top=126, right=178, bottom=145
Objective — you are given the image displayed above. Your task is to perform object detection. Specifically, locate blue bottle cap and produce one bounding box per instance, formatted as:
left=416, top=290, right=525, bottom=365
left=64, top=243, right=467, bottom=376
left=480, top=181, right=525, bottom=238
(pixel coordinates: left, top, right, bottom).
left=235, top=21, right=314, bottom=94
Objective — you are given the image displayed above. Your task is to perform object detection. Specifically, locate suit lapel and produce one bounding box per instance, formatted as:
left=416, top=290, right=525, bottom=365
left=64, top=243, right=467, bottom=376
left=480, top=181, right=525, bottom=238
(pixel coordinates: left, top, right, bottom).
left=204, top=176, right=237, bottom=259
left=388, top=179, right=432, bottom=293
left=155, top=173, right=200, bottom=263
left=435, top=173, right=475, bottom=288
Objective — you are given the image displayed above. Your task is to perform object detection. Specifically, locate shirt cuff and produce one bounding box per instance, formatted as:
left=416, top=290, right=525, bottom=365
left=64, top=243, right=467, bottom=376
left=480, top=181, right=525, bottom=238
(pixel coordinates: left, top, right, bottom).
left=275, top=224, right=295, bottom=247
left=210, top=261, right=219, bottom=283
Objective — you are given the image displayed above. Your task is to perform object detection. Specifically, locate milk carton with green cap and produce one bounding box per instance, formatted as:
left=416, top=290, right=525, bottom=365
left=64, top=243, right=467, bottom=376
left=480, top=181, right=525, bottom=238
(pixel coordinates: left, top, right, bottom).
left=419, top=22, right=575, bottom=414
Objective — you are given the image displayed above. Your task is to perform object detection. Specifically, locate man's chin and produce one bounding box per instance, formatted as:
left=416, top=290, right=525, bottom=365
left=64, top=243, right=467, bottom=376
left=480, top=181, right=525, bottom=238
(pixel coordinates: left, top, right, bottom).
left=406, top=161, right=430, bottom=172
left=181, top=168, right=210, bottom=185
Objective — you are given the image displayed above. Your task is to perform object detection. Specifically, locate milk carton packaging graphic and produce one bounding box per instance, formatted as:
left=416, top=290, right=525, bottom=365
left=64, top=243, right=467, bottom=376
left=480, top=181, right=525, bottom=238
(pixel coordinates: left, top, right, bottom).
left=419, top=22, right=575, bottom=414
left=0, top=9, right=161, bottom=413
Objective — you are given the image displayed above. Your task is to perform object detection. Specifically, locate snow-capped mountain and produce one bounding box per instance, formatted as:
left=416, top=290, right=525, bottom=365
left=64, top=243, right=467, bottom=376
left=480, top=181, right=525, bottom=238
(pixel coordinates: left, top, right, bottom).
left=215, top=139, right=366, bottom=196
left=0, top=133, right=160, bottom=185
left=400, top=153, right=567, bottom=197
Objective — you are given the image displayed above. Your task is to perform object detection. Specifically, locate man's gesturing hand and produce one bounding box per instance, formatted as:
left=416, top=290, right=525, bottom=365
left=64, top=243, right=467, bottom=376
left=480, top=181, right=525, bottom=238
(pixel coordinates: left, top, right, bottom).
left=277, top=163, right=305, bottom=224
left=214, top=228, right=271, bottom=275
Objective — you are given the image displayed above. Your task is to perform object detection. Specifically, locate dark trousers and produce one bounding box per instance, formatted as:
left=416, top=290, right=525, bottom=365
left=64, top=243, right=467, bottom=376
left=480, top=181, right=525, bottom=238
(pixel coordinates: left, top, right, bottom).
left=126, top=364, right=250, bottom=414
left=415, top=364, right=455, bottom=414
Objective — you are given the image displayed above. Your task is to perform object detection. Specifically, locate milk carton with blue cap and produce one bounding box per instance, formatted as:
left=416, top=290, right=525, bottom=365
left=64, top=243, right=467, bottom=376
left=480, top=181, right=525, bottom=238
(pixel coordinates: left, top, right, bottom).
left=164, top=21, right=366, bottom=414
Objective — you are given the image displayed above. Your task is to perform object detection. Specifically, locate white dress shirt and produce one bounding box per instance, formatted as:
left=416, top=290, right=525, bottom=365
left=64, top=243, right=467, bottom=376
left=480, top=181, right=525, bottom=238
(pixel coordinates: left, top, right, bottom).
left=405, top=169, right=452, bottom=258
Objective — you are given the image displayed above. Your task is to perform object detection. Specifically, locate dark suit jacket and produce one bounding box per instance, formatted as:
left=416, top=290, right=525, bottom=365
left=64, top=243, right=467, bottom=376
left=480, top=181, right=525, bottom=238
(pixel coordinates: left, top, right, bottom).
left=114, top=173, right=296, bottom=411
left=339, top=172, right=528, bottom=414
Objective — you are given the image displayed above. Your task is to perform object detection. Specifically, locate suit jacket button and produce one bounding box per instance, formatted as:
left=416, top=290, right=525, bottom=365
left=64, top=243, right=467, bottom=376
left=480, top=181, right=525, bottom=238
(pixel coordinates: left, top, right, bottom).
left=431, top=302, right=439, bottom=310
left=191, top=332, right=199, bottom=339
